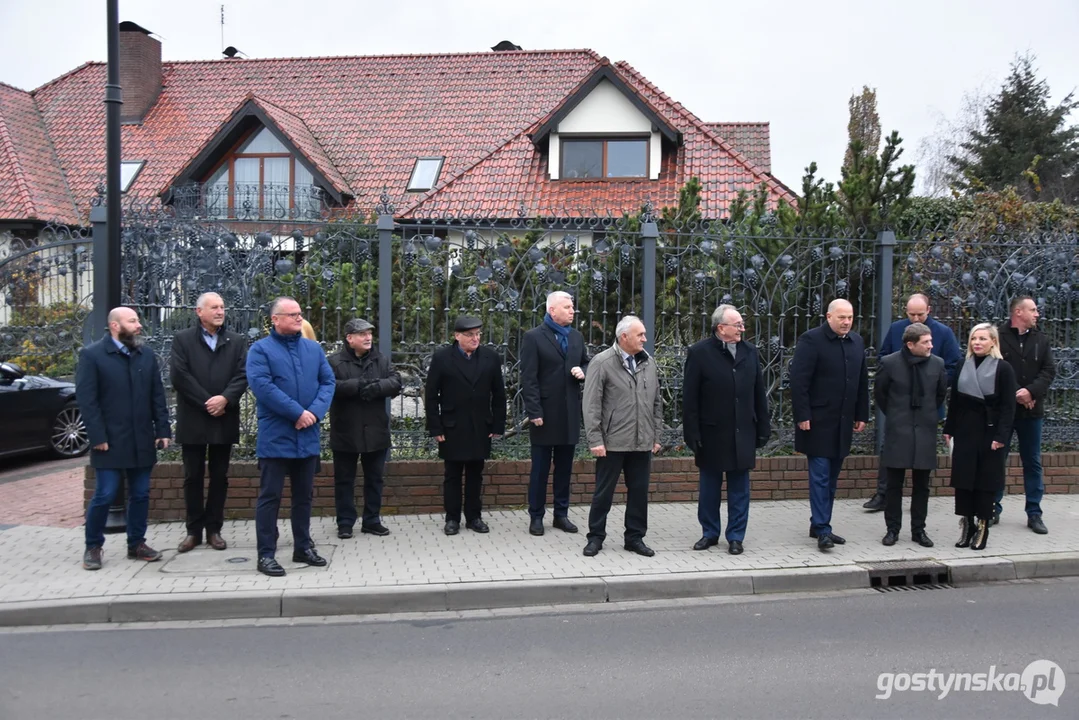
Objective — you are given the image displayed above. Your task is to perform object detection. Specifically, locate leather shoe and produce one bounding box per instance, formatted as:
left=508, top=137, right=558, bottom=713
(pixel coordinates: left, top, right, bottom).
left=361, top=523, right=391, bottom=537
left=882, top=531, right=898, bottom=546
left=624, top=539, right=655, bottom=557
left=529, top=517, right=544, bottom=536
left=257, top=557, right=286, bottom=577
left=444, top=520, right=460, bottom=536
left=863, top=494, right=885, bottom=512
left=177, top=535, right=201, bottom=553
left=817, top=534, right=835, bottom=551
left=465, top=518, right=490, bottom=533
left=912, top=531, right=934, bottom=548
left=292, top=547, right=327, bottom=567
left=728, top=540, right=744, bottom=555
left=552, top=516, right=579, bottom=533
left=583, top=539, right=603, bottom=556
left=809, top=528, right=846, bottom=544
left=693, top=536, right=719, bottom=551
left=337, top=526, right=353, bottom=539
left=1028, top=516, right=1048, bottom=534
left=207, top=533, right=227, bottom=550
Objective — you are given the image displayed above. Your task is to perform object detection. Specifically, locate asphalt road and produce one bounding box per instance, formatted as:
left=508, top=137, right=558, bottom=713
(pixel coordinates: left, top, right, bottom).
left=1, top=579, right=1075, bottom=719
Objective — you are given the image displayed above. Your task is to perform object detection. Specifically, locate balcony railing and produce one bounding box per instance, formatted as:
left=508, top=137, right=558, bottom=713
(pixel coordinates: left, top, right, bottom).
left=170, top=183, right=328, bottom=222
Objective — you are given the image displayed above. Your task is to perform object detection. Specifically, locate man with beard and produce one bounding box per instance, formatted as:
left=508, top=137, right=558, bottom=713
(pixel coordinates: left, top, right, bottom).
left=78, top=307, right=171, bottom=570
left=170, top=292, right=248, bottom=553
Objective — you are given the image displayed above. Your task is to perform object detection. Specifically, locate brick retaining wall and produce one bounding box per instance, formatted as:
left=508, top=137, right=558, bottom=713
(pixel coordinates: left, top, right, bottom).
left=84, top=453, right=1079, bottom=522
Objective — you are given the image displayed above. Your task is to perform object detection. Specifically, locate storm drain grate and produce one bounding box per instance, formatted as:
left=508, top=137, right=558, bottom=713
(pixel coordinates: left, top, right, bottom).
left=859, top=559, right=950, bottom=589
left=875, top=583, right=954, bottom=593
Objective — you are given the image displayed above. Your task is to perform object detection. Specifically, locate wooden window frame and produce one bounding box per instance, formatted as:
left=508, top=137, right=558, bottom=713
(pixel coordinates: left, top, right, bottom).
left=202, top=128, right=309, bottom=217
left=559, top=135, right=650, bottom=181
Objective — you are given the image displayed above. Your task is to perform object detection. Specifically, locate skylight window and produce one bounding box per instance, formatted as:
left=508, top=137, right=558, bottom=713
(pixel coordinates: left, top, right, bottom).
left=407, top=157, right=444, bottom=192
left=120, top=161, right=145, bottom=193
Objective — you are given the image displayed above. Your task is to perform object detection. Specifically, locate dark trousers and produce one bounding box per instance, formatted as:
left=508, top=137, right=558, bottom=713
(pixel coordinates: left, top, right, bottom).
left=955, top=488, right=995, bottom=521
left=807, top=455, right=844, bottom=536
left=85, top=467, right=152, bottom=550
left=181, top=443, right=232, bottom=540
left=587, top=451, right=650, bottom=544
left=333, top=448, right=389, bottom=529
left=528, top=444, right=575, bottom=520
left=255, top=456, right=317, bottom=559
left=883, top=467, right=931, bottom=534
left=995, top=417, right=1045, bottom=518
left=444, top=459, right=485, bottom=523
left=698, top=469, right=750, bottom=542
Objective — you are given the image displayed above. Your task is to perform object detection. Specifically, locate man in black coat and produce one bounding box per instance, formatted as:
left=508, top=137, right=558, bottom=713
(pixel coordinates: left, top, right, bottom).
left=328, top=318, right=402, bottom=539
left=996, top=296, right=1056, bottom=533
left=874, top=322, right=948, bottom=548
left=789, top=299, right=870, bottom=551
left=519, top=291, right=588, bottom=536
left=170, top=292, right=248, bottom=553
left=683, top=304, right=770, bottom=555
left=78, top=307, right=171, bottom=570
left=425, top=315, right=506, bottom=535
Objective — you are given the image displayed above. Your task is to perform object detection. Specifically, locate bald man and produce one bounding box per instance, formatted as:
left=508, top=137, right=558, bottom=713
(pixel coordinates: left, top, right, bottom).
left=78, top=307, right=171, bottom=570
left=789, top=299, right=870, bottom=551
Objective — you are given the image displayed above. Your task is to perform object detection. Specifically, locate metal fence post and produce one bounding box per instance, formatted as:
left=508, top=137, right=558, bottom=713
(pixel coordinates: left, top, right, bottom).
left=641, top=219, right=658, bottom=356
left=378, top=210, right=394, bottom=415
left=875, top=229, right=896, bottom=455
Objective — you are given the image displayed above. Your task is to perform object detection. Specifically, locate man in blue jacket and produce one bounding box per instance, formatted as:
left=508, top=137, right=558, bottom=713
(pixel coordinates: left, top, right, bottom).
left=247, top=297, right=336, bottom=577
left=78, top=307, right=171, bottom=570
left=863, top=293, right=960, bottom=512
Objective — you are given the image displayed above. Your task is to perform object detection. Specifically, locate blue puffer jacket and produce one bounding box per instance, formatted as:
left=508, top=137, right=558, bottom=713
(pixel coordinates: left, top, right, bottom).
left=246, top=329, right=335, bottom=458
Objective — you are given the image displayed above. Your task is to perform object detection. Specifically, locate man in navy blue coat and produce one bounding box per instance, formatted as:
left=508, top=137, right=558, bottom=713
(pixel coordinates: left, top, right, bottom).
left=247, top=297, right=336, bottom=577
left=863, top=293, right=960, bottom=511
left=789, top=299, right=870, bottom=551
left=78, top=307, right=171, bottom=571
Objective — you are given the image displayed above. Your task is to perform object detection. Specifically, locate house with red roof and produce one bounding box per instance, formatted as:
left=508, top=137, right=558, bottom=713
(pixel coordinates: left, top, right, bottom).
left=0, top=22, right=793, bottom=233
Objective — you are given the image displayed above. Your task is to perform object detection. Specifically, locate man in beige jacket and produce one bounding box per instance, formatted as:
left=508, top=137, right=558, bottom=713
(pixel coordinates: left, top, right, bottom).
left=581, top=315, right=664, bottom=557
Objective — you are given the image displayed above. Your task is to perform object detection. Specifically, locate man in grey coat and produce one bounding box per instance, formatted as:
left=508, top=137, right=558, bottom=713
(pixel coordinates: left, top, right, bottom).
left=874, top=323, right=949, bottom=548
left=581, top=315, right=663, bottom=558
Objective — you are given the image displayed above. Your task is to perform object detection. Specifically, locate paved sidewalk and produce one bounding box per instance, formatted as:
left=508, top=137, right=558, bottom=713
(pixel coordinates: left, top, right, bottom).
left=1, top=493, right=1077, bottom=626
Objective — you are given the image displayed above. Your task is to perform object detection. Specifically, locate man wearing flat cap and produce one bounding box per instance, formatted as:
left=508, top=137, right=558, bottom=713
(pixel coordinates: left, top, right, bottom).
left=425, top=315, right=506, bottom=535
left=328, top=319, right=402, bottom=539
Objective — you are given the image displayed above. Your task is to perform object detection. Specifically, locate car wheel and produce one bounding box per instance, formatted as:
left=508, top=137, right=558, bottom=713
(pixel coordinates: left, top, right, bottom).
left=51, top=403, right=90, bottom=458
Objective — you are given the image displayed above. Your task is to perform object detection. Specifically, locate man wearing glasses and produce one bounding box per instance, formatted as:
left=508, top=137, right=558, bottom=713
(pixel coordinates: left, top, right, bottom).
left=683, top=305, right=770, bottom=555
left=425, top=316, right=506, bottom=535
left=247, top=297, right=336, bottom=576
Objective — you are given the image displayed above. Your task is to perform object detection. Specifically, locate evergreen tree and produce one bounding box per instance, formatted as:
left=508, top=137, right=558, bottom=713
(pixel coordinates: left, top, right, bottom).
left=843, top=86, right=881, bottom=173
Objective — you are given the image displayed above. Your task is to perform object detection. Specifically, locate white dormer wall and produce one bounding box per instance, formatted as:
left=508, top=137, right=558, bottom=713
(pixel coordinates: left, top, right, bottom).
left=548, top=79, right=661, bottom=180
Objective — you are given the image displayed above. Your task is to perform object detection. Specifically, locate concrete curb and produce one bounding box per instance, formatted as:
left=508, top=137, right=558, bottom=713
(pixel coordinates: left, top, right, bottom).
left=3, top=552, right=1078, bottom=628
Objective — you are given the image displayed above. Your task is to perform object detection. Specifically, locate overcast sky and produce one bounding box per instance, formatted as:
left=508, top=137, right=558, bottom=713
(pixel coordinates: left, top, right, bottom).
left=2, top=0, right=1076, bottom=194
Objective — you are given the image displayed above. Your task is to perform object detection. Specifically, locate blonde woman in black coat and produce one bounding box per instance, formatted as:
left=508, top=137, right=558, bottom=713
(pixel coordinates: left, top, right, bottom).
left=943, top=323, right=1017, bottom=550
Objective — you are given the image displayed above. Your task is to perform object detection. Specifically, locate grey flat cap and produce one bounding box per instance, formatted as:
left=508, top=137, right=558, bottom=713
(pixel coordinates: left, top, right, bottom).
left=454, top=315, right=482, bottom=332
left=343, top=318, right=375, bottom=336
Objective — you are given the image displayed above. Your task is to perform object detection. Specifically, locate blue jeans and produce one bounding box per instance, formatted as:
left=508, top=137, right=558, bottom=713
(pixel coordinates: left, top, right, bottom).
left=808, top=456, right=844, bottom=536
left=528, top=444, right=575, bottom=520
left=85, top=467, right=153, bottom=550
left=995, top=417, right=1044, bottom=518
left=698, top=469, right=750, bottom=542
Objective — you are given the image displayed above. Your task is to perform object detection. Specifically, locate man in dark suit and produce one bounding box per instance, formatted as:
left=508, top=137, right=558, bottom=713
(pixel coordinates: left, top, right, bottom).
left=789, top=299, right=870, bottom=551
left=519, top=291, right=588, bottom=536
left=78, top=307, right=171, bottom=570
left=170, top=292, right=248, bottom=553
left=425, top=316, right=506, bottom=535
left=683, top=304, right=770, bottom=555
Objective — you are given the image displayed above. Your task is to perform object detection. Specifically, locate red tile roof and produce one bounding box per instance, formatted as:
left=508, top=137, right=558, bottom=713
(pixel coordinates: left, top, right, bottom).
left=6, top=49, right=791, bottom=223
left=707, top=122, right=771, bottom=174
left=0, top=82, right=79, bottom=224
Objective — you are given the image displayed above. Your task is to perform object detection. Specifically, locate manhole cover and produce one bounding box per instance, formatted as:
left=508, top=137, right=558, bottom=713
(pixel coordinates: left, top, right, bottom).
left=226, top=557, right=249, bottom=564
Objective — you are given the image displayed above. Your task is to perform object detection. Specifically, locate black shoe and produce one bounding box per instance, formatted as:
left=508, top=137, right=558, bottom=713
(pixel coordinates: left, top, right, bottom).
left=258, top=557, right=286, bottom=577
left=882, top=531, right=898, bottom=547
left=583, top=539, right=603, bottom=557
left=728, top=540, right=744, bottom=555
left=361, top=522, right=391, bottom=537
left=972, top=519, right=990, bottom=551
left=991, top=511, right=1000, bottom=526
left=1028, top=516, right=1048, bottom=535
left=529, top=517, right=544, bottom=536
left=337, top=526, right=353, bottom=539
left=444, top=520, right=460, bottom=536
left=552, top=516, right=579, bottom=533
left=956, top=516, right=977, bottom=548
left=810, top=528, right=846, bottom=544
left=693, top=536, right=719, bottom=551
left=912, top=531, right=934, bottom=548
left=466, top=518, right=490, bottom=533
left=127, top=543, right=163, bottom=562
left=863, top=494, right=886, bottom=512
left=292, top=547, right=328, bottom=567
left=624, top=539, right=655, bottom=557
left=818, top=534, right=835, bottom=551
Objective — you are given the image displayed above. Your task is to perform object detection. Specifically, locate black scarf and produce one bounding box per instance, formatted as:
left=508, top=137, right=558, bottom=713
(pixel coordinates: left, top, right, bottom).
left=902, top=346, right=929, bottom=410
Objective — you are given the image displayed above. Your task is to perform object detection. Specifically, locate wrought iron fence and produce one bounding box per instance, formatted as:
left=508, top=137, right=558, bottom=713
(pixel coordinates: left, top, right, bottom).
left=1, top=195, right=1076, bottom=459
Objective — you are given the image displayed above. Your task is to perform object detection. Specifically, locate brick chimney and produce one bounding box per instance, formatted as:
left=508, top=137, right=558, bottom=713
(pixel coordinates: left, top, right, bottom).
left=118, top=21, right=162, bottom=124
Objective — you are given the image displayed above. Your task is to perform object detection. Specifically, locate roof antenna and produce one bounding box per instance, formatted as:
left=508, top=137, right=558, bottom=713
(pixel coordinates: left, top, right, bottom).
left=220, top=5, right=224, bottom=55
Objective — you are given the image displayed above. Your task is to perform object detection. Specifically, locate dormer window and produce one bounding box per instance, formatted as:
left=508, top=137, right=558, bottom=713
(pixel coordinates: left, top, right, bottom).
left=407, top=157, right=444, bottom=192
left=203, top=127, right=318, bottom=220
left=561, top=138, right=648, bottom=180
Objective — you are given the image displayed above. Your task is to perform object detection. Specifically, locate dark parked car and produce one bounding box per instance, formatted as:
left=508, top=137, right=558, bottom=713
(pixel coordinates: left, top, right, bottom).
left=0, top=361, right=89, bottom=459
